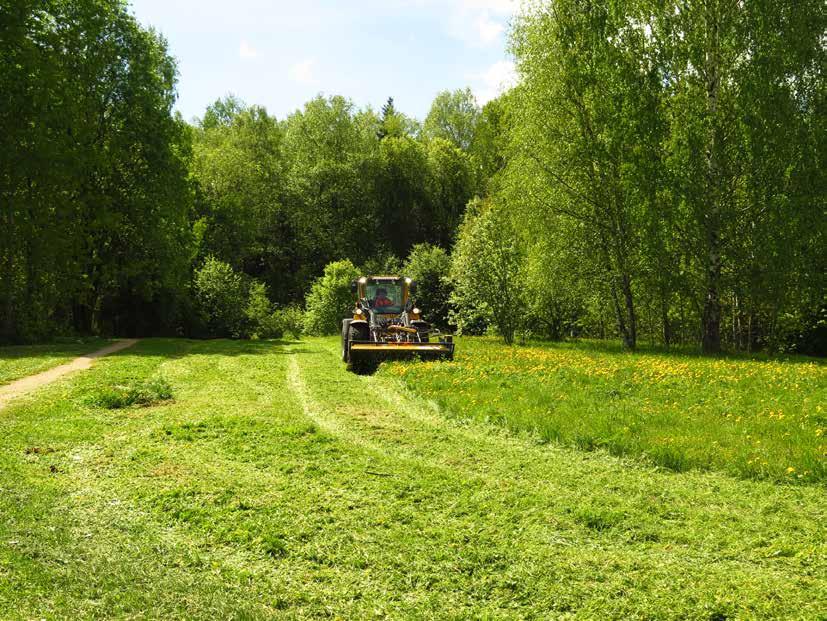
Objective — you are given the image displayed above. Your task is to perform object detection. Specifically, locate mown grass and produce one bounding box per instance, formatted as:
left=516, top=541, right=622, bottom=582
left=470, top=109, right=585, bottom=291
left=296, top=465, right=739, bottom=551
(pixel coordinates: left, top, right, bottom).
left=0, top=337, right=824, bottom=619
left=0, top=338, right=110, bottom=385
left=379, top=337, right=827, bottom=484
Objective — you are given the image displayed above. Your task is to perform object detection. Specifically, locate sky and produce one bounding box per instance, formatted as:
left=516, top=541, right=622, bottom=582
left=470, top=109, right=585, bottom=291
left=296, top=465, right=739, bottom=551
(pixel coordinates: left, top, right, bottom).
left=128, top=0, right=520, bottom=123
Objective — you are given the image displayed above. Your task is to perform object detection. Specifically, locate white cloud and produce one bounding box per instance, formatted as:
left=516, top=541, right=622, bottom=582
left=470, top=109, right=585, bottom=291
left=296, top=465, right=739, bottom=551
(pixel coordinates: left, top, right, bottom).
left=444, top=0, right=518, bottom=46
left=469, top=59, right=517, bottom=103
left=289, top=58, right=318, bottom=85
left=239, top=39, right=258, bottom=59
left=459, top=0, right=517, bottom=14
left=475, top=12, right=504, bottom=44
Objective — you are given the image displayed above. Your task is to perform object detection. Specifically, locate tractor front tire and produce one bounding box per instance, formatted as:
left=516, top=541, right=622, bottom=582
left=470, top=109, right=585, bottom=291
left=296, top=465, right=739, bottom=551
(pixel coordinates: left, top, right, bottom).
left=347, top=323, right=376, bottom=374
left=341, top=319, right=353, bottom=362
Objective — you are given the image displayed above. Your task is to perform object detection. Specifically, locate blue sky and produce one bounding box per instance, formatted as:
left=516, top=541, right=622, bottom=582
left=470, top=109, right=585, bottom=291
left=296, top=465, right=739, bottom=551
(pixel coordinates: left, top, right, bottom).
left=128, top=0, right=520, bottom=123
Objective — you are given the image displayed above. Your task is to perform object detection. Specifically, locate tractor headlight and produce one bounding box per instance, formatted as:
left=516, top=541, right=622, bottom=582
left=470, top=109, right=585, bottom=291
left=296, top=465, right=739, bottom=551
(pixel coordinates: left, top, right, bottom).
left=412, top=308, right=420, bottom=315
left=355, top=308, right=363, bottom=316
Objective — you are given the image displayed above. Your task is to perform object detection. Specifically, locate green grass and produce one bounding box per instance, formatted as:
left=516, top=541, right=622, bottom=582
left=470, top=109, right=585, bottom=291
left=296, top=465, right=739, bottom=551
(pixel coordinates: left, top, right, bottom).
left=380, top=337, right=827, bottom=484
left=0, top=338, right=110, bottom=385
left=0, top=337, right=824, bottom=619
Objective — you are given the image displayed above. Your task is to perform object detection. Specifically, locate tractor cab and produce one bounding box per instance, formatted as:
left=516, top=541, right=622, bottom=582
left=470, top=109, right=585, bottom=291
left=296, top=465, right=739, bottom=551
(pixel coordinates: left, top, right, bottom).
left=352, top=276, right=411, bottom=316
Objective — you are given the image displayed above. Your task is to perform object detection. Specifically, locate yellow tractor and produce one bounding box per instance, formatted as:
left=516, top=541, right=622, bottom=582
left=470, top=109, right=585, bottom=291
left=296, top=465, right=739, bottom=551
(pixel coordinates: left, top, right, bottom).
left=342, top=275, right=454, bottom=373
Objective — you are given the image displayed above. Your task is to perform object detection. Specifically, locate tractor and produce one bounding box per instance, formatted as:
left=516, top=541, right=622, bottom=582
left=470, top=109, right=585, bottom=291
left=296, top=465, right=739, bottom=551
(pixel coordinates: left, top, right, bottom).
left=341, top=275, right=454, bottom=373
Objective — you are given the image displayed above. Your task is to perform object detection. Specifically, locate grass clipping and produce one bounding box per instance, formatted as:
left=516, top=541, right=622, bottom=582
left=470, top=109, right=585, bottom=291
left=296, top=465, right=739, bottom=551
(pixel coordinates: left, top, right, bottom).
left=89, top=377, right=173, bottom=409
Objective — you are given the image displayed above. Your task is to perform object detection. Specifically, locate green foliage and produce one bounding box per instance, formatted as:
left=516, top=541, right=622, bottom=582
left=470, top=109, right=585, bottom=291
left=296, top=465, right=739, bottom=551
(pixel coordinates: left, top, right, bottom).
left=0, top=0, right=193, bottom=342
left=244, top=281, right=274, bottom=339
left=522, top=240, right=584, bottom=340
left=303, top=260, right=360, bottom=336
left=404, top=244, right=453, bottom=329
left=505, top=0, right=826, bottom=354
left=422, top=88, right=480, bottom=151
left=450, top=199, right=524, bottom=344
left=2, top=0, right=823, bottom=357
left=469, top=95, right=511, bottom=189
left=193, top=258, right=248, bottom=338
left=360, top=253, right=403, bottom=276
left=377, top=96, right=420, bottom=140
left=424, top=139, right=477, bottom=248
left=272, top=305, right=305, bottom=340
left=200, top=94, right=245, bottom=129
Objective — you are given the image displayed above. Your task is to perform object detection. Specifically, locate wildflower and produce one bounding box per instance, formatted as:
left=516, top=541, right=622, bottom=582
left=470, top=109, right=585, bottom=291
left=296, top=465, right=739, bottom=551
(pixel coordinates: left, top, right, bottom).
left=786, top=467, right=795, bottom=474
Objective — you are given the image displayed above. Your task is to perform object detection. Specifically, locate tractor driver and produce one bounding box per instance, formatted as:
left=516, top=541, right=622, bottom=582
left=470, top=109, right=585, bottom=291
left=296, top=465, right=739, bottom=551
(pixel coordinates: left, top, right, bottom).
left=373, top=287, right=394, bottom=308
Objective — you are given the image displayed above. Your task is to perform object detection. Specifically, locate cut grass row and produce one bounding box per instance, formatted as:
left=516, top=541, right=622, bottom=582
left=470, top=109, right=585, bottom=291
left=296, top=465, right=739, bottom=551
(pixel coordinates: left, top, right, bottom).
left=379, top=337, right=827, bottom=484
left=0, top=337, right=824, bottom=618
left=0, top=338, right=110, bottom=385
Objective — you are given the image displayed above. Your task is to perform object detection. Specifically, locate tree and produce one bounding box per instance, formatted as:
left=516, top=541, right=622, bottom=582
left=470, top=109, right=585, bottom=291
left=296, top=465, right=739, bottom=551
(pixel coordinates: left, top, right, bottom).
left=194, top=257, right=248, bottom=338
left=0, top=0, right=194, bottom=341
left=510, top=0, right=664, bottom=349
left=281, top=95, right=382, bottom=291
left=469, top=95, right=512, bottom=191
left=375, top=136, right=431, bottom=256
left=425, top=139, right=477, bottom=247
left=450, top=199, right=524, bottom=344
left=404, top=244, right=453, bottom=329
left=377, top=97, right=420, bottom=140
left=422, top=88, right=480, bottom=151
left=303, top=260, right=360, bottom=336
left=201, top=94, right=246, bottom=129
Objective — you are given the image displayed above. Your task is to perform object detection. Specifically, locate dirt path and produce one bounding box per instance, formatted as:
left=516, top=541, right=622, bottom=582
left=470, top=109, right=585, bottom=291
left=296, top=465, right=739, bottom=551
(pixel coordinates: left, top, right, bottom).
left=0, top=339, right=138, bottom=409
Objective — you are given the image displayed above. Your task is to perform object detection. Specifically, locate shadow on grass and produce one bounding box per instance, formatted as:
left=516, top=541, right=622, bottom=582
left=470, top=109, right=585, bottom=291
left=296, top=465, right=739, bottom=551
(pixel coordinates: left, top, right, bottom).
left=516, top=337, right=825, bottom=366
left=0, top=338, right=111, bottom=361
left=104, top=337, right=313, bottom=361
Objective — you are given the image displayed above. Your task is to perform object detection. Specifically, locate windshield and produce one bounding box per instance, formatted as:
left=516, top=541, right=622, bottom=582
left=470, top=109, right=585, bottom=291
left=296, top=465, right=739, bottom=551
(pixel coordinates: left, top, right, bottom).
left=366, top=280, right=403, bottom=314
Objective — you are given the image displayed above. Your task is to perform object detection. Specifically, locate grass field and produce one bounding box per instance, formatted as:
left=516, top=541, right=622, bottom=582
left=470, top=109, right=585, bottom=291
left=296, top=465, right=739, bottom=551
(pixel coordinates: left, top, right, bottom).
left=0, top=337, right=824, bottom=619
left=381, top=338, right=827, bottom=484
left=0, top=338, right=110, bottom=385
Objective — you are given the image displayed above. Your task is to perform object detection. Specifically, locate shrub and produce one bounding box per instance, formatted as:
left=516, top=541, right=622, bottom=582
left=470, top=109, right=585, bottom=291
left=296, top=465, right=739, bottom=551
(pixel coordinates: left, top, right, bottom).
left=304, top=260, right=360, bottom=335
left=272, top=305, right=304, bottom=339
left=360, top=253, right=402, bottom=276
left=194, top=257, right=248, bottom=338
left=404, top=243, right=453, bottom=329
left=245, top=280, right=277, bottom=338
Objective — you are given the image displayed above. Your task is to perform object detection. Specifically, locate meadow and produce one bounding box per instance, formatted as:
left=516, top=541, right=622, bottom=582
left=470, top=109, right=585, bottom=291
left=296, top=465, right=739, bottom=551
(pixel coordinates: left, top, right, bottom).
left=0, top=337, right=824, bottom=619
left=381, top=338, right=827, bottom=484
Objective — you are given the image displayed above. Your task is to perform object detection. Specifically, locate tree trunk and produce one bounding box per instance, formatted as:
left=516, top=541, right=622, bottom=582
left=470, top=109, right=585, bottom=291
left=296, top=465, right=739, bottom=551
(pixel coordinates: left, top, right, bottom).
left=621, top=272, right=637, bottom=350
left=701, top=0, right=722, bottom=354
left=702, top=231, right=722, bottom=353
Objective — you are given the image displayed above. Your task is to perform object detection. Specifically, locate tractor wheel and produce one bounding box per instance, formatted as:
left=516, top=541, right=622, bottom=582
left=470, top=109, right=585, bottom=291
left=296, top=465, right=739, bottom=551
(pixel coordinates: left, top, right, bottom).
left=347, top=323, right=370, bottom=364
left=347, top=323, right=377, bottom=374
left=341, top=319, right=352, bottom=362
